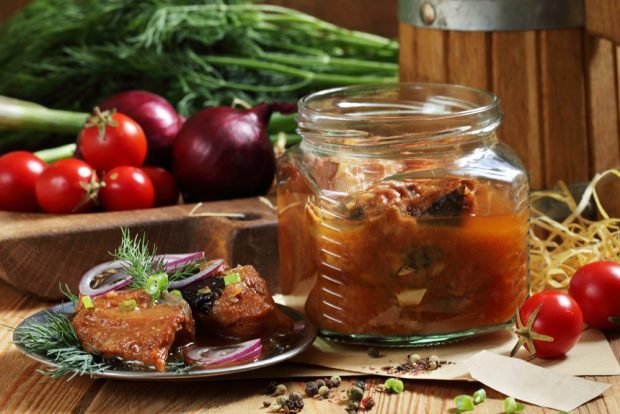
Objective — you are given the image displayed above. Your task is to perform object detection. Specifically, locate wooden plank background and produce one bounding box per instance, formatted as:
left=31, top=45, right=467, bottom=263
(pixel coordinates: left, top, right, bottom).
left=2, top=1, right=619, bottom=189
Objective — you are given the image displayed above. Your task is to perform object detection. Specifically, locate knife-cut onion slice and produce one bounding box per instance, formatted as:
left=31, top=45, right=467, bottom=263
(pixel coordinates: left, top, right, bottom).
left=79, top=260, right=132, bottom=297
left=183, top=339, right=262, bottom=366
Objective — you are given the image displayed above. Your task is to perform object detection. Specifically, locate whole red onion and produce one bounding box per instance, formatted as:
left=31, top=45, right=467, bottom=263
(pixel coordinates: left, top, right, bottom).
left=172, top=102, right=295, bottom=201
left=99, top=90, right=183, bottom=167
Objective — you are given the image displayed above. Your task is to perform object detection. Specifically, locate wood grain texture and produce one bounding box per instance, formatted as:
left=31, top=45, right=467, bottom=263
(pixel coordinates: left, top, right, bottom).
left=0, top=277, right=617, bottom=414
left=585, top=0, right=620, bottom=45
left=0, top=198, right=278, bottom=300
left=585, top=35, right=620, bottom=173
left=447, top=31, right=490, bottom=90
left=399, top=26, right=448, bottom=83
left=538, top=29, right=590, bottom=187
left=266, top=0, right=398, bottom=37
left=492, top=31, right=544, bottom=189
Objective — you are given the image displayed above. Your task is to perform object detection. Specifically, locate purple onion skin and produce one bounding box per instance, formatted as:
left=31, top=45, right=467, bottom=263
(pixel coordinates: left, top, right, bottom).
left=172, top=103, right=294, bottom=202
left=99, top=90, right=183, bottom=167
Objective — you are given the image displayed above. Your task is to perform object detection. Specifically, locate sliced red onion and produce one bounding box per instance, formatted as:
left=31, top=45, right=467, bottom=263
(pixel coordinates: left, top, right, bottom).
left=79, top=260, right=132, bottom=297
left=164, top=252, right=205, bottom=272
left=168, top=258, right=225, bottom=289
left=183, top=339, right=262, bottom=366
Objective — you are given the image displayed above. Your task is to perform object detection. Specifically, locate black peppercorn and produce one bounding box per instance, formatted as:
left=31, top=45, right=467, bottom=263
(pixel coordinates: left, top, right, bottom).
left=304, top=381, right=318, bottom=397
left=265, top=381, right=277, bottom=395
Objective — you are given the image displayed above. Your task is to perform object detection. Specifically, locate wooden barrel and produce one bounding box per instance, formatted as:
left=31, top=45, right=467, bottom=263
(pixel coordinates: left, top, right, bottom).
left=399, top=0, right=620, bottom=189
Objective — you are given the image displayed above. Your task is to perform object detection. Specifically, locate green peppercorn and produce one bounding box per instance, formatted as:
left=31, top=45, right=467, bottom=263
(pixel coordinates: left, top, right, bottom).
left=275, top=384, right=287, bottom=396
left=318, top=385, right=330, bottom=398
left=347, top=386, right=364, bottom=402
left=429, top=354, right=439, bottom=362
left=330, top=375, right=342, bottom=387
left=408, top=353, right=421, bottom=363
left=428, top=360, right=438, bottom=370
left=305, top=381, right=319, bottom=397
left=346, top=400, right=360, bottom=411
left=275, top=395, right=288, bottom=407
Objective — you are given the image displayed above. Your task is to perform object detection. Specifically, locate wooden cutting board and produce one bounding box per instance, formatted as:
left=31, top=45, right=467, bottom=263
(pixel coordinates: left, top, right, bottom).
left=0, top=198, right=279, bottom=300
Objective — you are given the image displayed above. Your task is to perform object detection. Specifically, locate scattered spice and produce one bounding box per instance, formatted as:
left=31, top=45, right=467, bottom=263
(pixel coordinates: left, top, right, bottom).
left=318, top=385, right=330, bottom=398
left=347, top=386, right=364, bottom=402
left=473, top=388, right=486, bottom=404
left=330, top=376, right=342, bottom=387
left=304, top=381, right=318, bottom=397
left=454, top=395, right=474, bottom=412
left=346, top=400, right=360, bottom=413
left=360, top=396, right=376, bottom=410
left=263, top=401, right=271, bottom=408
left=381, top=354, right=453, bottom=375
left=315, top=379, right=326, bottom=388
left=275, top=384, right=288, bottom=396
left=367, top=347, right=381, bottom=358
left=265, top=381, right=277, bottom=395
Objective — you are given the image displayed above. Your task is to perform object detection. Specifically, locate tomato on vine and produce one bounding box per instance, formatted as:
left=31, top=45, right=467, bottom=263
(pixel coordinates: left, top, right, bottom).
left=0, top=151, right=46, bottom=212
left=511, top=290, right=583, bottom=359
left=99, top=166, right=155, bottom=211
left=569, top=261, right=620, bottom=330
left=78, top=108, right=147, bottom=171
left=35, top=159, right=97, bottom=214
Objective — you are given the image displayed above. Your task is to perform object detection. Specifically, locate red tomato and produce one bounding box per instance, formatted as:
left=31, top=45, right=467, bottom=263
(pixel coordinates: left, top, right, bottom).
left=100, top=166, right=155, bottom=211
left=140, top=167, right=179, bottom=207
left=79, top=110, right=147, bottom=171
left=569, top=261, right=620, bottom=330
left=0, top=151, right=46, bottom=212
left=35, top=159, right=96, bottom=214
left=515, top=291, right=583, bottom=358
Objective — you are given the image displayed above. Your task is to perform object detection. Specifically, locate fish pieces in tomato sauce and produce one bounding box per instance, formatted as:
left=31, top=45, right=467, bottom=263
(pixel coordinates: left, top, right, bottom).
left=72, top=289, right=195, bottom=371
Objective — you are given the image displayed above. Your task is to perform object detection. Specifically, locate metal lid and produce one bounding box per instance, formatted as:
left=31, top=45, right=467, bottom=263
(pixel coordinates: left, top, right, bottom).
left=399, top=0, right=584, bottom=31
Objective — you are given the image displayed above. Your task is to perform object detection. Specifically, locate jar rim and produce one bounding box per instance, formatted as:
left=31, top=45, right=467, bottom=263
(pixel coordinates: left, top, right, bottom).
left=298, top=83, right=500, bottom=123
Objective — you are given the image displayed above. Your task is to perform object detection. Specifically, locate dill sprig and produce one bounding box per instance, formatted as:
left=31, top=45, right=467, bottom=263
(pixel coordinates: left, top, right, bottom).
left=59, top=283, right=78, bottom=307
left=112, top=228, right=163, bottom=289
left=13, top=312, right=110, bottom=380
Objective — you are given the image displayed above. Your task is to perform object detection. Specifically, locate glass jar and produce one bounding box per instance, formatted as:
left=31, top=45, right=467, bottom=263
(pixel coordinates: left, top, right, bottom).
left=276, top=84, right=529, bottom=346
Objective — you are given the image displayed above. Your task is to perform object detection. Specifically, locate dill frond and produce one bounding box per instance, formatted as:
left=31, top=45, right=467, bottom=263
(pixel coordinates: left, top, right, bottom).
left=112, top=228, right=162, bottom=289
left=13, top=312, right=109, bottom=379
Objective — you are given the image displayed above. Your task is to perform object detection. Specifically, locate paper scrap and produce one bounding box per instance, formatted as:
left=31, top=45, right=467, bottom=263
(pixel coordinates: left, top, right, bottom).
left=294, top=328, right=620, bottom=380
left=464, top=350, right=610, bottom=412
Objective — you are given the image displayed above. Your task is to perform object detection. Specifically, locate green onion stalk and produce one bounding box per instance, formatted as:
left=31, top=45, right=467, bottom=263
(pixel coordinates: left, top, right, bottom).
left=0, top=0, right=399, bottom=155
left=0, top=95, right=301, bottom=162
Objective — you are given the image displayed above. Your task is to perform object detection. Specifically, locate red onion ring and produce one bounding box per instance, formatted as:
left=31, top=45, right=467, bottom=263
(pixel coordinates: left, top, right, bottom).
left=164, top=252, right=205, bottom=272
left=78, top=260, right=132, bottom=297
left=168, top=258, right=224, bottom=289
left=183, top=338, right=262, bottom=366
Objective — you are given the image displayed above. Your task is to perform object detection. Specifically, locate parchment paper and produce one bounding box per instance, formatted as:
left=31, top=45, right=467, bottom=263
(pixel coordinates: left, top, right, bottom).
left=465, top=350, right=611, bottom=412
left=293, top=328, right=620, bottom=380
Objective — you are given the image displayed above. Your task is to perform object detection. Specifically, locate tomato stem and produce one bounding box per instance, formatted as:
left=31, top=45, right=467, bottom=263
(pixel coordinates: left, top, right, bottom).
left=510, top=304, right=554, bottom=357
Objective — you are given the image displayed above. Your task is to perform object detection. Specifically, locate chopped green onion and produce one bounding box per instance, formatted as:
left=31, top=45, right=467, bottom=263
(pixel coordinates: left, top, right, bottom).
left=119, top=299, right=138, bottom=312
left=223, top=272, right=241, bottom=286
left=503, top=397, right=525, bottom=414
left=144, top=272, right=169, bottom=300
left=473, top=388, right=486, bottom=404
left=384, top=378, right=404, bottom=394
left=170, top=289, right=183, bottom=299
left=454, top=395, right=474, bottom=412
left=81, top=295, right=94, bottom=309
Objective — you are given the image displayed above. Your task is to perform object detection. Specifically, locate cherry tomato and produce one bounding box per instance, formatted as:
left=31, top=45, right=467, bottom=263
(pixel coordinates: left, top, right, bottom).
left=514, top=290, right=583, bottom=358
left=100, top=166, right=155, bottom=211
left=0, top=151, right=46, bottom=212
left=79, top=109, right=147, bottom=171
left=569, top=261, right=620, bottom=330
left=140, top=166, right=179, bottom=207
left=35, top=159, right=96, bottom=214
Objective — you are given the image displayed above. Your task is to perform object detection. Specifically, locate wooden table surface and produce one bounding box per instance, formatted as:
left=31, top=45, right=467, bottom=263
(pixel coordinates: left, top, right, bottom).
left=0, top=280, right=618, bottom=414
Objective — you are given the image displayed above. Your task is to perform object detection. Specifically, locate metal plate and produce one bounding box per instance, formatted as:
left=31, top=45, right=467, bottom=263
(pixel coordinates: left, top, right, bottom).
left=399, top=0, right=585, bottom=31
left=13, top=302, right=316, bottom=381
